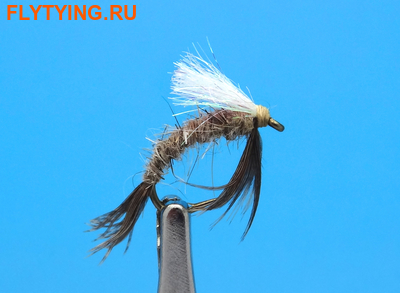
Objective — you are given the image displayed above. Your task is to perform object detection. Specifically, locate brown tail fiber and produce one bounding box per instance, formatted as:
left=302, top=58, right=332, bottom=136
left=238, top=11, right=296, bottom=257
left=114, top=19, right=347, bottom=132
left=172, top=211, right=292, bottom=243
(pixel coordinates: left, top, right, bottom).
left=88, top=182, right=155, bottom=262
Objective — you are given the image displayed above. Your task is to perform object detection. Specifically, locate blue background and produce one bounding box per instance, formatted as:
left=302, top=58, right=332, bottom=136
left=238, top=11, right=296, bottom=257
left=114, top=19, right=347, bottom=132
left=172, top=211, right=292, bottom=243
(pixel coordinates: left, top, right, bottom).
left=1, top=1, right=399, bottom=292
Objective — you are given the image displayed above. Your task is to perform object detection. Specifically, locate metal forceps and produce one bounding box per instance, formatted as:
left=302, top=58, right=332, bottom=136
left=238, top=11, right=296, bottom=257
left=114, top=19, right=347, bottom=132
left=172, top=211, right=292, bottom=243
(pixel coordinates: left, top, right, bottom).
left=156, top=197, right=196, bottom=293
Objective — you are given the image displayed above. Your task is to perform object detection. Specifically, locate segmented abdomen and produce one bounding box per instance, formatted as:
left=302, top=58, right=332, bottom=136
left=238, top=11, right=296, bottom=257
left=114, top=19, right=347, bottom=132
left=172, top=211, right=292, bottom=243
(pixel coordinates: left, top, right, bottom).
left=143, top=110, right=254, bottom=185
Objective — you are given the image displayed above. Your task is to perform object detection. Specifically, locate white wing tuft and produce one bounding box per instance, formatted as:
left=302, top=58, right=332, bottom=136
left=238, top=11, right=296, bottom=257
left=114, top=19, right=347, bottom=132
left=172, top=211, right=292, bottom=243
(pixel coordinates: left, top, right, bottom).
left=170, top=51, right=257, bottom=116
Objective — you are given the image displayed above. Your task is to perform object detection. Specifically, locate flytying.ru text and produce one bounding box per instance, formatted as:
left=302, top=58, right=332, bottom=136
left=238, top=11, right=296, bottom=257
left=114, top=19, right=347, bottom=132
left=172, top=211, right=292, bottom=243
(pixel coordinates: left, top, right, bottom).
left=7, top=5, right=136, bottom=20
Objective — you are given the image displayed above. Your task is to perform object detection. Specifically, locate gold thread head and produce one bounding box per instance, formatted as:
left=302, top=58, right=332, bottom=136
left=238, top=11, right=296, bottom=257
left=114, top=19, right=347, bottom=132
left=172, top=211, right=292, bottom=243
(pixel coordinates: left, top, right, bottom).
left=256, top=105, right=284, bottom=131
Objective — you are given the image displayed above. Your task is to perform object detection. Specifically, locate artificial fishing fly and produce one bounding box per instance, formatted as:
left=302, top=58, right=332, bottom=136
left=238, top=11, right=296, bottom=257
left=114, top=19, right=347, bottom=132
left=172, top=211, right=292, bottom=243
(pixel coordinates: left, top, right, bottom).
left=88, top=48, right=284, bottom=262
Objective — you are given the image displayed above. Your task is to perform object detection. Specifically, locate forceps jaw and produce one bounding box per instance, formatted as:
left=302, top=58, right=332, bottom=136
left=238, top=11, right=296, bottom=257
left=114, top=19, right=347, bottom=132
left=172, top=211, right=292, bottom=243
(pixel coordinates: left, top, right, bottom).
left=157, top=197, right=196, bottom=293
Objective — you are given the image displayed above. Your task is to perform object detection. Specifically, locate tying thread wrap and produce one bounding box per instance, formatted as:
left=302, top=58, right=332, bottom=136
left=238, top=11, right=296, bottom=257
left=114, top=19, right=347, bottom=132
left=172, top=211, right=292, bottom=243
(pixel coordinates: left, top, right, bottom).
left=256, top=105, right=270, bottom=128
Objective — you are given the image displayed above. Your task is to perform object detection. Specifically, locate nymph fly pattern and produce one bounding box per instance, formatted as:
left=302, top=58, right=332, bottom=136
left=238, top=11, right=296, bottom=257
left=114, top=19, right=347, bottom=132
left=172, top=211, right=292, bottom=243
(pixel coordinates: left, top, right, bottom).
left=88, top=49, right=284, bottom=261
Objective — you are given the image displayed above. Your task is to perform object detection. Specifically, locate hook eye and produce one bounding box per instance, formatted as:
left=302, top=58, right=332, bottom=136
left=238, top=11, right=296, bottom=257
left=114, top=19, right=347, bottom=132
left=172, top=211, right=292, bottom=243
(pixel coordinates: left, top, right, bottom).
left=268, top=118, right=285, bottom=132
